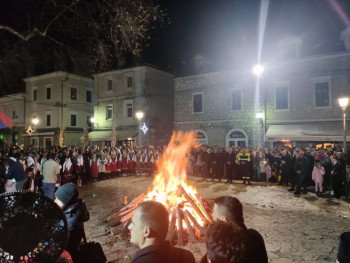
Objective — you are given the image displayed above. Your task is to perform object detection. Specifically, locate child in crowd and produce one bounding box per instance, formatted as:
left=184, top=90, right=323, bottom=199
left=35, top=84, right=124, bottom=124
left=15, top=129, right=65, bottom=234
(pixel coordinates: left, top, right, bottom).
left=265, top=160, right=272, bottom=185
left=312, top=161, right=325, bottom=197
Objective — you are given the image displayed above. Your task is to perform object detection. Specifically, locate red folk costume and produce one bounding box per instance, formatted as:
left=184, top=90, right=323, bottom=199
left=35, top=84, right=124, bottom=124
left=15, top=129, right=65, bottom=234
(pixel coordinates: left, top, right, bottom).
left=90, top=155, right=99, bottom=180
left=62, top=158, right=74, bottom=184
left=76, top=155, right=85, bottom=179
left=110, top=154, right=117, bottom=176
left=105, top=155, right=111, bottom=175
left=116, top=152, right=122, bottom=172
left=135, top=153, right=142, bottom=169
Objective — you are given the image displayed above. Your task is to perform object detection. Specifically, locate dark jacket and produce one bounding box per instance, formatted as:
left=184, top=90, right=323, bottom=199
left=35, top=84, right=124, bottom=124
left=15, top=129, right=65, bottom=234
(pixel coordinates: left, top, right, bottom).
left=199, top=228, right=268, bottom=263
left=6, top=161, right=26, bottom=182
left=131, top=241, right=195, bottom=263
left=295, top=156, right=310, bottom=176
left=64, top=199, right=90, bottom=260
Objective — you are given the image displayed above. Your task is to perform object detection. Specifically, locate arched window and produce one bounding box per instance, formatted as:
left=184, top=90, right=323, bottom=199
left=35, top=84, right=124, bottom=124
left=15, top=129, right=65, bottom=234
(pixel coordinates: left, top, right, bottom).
left=194, top=130, right=208, bottom=145
left=225, top=129, right=248, bottom=147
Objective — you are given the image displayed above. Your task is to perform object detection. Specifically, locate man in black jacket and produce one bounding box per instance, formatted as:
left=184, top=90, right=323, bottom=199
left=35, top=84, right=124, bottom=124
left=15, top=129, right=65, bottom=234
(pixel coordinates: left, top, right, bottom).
left=200, top=196, right=268, bottom=263
left=129, top=201, right=195, bottom=263
left=209, top=147, right=222, bottom=182
left=294, top=151, right=310, bottom=195
left=224, top=147, right=236, bottom=184
left=6, top=156, right=27, bottom=190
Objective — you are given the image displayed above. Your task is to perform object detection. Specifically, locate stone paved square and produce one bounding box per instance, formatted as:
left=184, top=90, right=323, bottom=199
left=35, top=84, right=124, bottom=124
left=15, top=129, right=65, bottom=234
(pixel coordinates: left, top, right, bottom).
left=80, top=176, right=350, bottom=263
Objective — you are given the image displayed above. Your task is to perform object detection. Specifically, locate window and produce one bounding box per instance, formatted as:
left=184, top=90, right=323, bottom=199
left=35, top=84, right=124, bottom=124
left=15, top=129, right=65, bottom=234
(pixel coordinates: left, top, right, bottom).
left=315, top=82, right=330, bottom=107
left=230, top=91, right=242, bottom=111
left=125, top=101, right=133, bottom=119
left=47, top=87, right=51, bottom=100
left=106, top=105, right=113, bottom=120
left=86, top=90, right=92, bottom=102
left=193, top=94, right=203, bottom=113
left=106, top=78, right=113, bottom=91
left=33, top=89, right=37, bottom=102
left=70, top=114, right=77, bottom=126
left=127, top=76, right=133, bottom=88
left=275, top=86, right=289, bottom=110
left=12, top=110, right=17, bottom=119
left=46, top=114, right=51, bottom=127
left=71, top=88, right=77, bottom=100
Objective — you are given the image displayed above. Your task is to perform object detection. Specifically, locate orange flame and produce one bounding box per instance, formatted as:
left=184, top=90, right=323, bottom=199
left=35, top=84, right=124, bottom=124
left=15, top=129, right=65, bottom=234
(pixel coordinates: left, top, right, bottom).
left=144, top=131, right=209, bottom=229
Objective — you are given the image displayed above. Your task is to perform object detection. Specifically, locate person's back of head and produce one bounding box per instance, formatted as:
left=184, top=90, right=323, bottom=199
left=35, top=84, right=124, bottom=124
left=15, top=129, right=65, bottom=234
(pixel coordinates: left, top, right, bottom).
left=206, top=221, right=249, bottom=263
left=213, top=196, right=245, bottom=229
left=337, top=232, right=350, bottom=263
left=137, top=201, right=169, bottom=240
left=129, top=201, right=169, bottom=249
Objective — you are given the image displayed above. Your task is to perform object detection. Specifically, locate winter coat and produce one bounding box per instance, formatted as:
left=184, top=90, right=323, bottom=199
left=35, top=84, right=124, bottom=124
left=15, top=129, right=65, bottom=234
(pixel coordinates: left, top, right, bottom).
left=312, top=166, right=325, bottom=183
left=64, top=199, right=90, bottom=261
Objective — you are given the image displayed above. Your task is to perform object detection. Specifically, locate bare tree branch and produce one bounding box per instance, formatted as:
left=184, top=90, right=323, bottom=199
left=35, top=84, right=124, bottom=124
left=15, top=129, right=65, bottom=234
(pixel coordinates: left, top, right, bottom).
left=0, top=0, right=80, bottom=42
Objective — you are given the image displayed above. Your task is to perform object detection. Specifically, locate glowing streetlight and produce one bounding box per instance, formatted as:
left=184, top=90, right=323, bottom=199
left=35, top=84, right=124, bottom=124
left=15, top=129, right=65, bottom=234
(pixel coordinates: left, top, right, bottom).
left=135, top=111, right=144, bottom=146
left=252, top=64, right=265, bottom=77
left=32, top=117, right=39, bottom=126
left=256, top=112, right=263, bottom=119
left=338, top=97, right=349, bottom=150
left=90, top=117, right=96, bottom=123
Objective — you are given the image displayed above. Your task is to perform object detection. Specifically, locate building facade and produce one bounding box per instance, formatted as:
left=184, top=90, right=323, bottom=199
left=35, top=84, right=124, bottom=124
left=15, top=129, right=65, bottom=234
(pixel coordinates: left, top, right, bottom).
left=0, top=93, right=25, bottom=147
left=174, top=51, right=350, bottom=149
left=91, top=66, right=174, bottom=147
left=24, top=71, right=94, bottom=147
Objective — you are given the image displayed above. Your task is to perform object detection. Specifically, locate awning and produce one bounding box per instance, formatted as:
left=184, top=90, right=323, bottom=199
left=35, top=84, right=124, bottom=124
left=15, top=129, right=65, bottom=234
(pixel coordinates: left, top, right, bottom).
left=266, top=123, right=350, bottom=142
left=80, top=130, right=138, bottom=142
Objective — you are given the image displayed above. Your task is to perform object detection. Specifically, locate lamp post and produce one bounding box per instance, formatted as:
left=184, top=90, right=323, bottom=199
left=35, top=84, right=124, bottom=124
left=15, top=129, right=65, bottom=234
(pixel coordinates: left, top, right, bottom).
left=253, top=64, right=266, bottom=147
left=338, top=97, right=349, bottom=151
left=32, top=117, right=39, bottom=135
left=135, top=111, right=144, bottom=146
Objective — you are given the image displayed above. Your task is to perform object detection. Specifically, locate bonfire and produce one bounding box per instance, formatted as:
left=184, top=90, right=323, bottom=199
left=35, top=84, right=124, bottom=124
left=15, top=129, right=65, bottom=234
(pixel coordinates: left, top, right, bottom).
left=106, top=131, right=213, bottom=246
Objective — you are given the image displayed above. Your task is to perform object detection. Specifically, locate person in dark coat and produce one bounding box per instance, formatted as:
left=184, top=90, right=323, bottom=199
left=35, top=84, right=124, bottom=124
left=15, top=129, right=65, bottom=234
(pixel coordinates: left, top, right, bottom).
left=6, top=157, right=27, bottom=190
left=331, top=155, right=343, bottom=199
left=129, top=201, right=195, bottom=263
left=202, top=221, right=250, bottom=263
left=294, top=151, right=310, bottom=195
left=54, top=183, right=90, bottom=262
left=224, top=147, right=236, bottom=184
left=201, top=196, right=268, bottom=263
left=280, top=151, right=292, bottom=186
left=209, top=147, right=222, bottom=182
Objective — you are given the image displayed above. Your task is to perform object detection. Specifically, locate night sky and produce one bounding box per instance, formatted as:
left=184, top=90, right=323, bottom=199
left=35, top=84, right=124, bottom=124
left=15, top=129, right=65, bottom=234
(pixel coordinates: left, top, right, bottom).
left=143, top=0, right=347, bottom=75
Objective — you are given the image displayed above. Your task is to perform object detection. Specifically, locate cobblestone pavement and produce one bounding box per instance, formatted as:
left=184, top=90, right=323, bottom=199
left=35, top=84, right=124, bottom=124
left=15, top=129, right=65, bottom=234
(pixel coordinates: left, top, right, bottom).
left=80, top=176, right=350, bottom=263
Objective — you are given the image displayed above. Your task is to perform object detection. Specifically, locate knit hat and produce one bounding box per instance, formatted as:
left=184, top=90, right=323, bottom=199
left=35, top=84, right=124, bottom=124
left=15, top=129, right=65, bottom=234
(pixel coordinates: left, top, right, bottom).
left=54, top=183, right=79, bottom=207
left=337, top=232, right=350, bottom=263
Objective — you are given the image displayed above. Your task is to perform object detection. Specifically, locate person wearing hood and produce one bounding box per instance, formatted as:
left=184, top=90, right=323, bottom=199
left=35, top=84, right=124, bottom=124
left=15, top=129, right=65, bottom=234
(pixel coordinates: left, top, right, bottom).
left=6, top=156, right=27, bottom=190
left=54, top=183, right=90, bottom=262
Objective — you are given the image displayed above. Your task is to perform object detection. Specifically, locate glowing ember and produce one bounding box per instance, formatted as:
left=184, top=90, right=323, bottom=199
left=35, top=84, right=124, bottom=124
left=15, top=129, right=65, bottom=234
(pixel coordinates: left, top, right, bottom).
left=118, top=131, right=213, bottom=245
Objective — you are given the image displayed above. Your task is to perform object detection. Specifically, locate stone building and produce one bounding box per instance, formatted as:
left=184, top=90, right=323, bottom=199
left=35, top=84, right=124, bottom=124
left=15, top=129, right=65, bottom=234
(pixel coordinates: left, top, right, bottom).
left=0, top=93, right=25, bottom=146
left=91, top=66, right=174, bottom=147
left=174, top=36, right=350, bottom=148
left=24, top=72, right=94, bottom=147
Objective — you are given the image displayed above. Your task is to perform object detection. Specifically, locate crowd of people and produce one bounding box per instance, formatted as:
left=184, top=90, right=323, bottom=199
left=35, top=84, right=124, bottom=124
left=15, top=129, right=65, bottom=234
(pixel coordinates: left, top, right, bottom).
left=0, top=143, right=349, bottom=262
left=0, top=143, right=349, bottom=199
left=188, top=144, right=350, bottom=198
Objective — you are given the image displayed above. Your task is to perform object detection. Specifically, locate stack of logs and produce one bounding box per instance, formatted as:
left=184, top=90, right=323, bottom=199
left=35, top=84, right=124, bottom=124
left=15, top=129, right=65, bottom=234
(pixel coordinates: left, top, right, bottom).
left=109, top=186, right=213, bottom=246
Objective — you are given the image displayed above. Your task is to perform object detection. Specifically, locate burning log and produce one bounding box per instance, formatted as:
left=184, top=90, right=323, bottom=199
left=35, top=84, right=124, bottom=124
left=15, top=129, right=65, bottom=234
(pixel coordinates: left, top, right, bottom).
left=196, top=193, right=213, bottom=223
left=181, top=187, right=209, bottom=224
left=167, top=209, right=177, bottom=242
left=176, top=206, right=184, bottom=246
left=119, top=193, right=145, bottom=212
left=185, top=210, right=207, bottom=236
left=182, top=210, right=196, bottom=241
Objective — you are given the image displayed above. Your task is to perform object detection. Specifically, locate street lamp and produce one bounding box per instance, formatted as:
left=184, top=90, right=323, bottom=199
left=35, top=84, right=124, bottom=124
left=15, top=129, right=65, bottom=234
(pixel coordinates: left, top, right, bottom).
left=253, top=64, right=266, bottom=147
left=338, top=97, right=349, bottom=151
left=135, top=111, right=144, bottom=146
left=32, top=117, right=39, bottom=126
left=90, top=117, right=96, bottom=124
left=252, top=64, right=265, bottom=77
